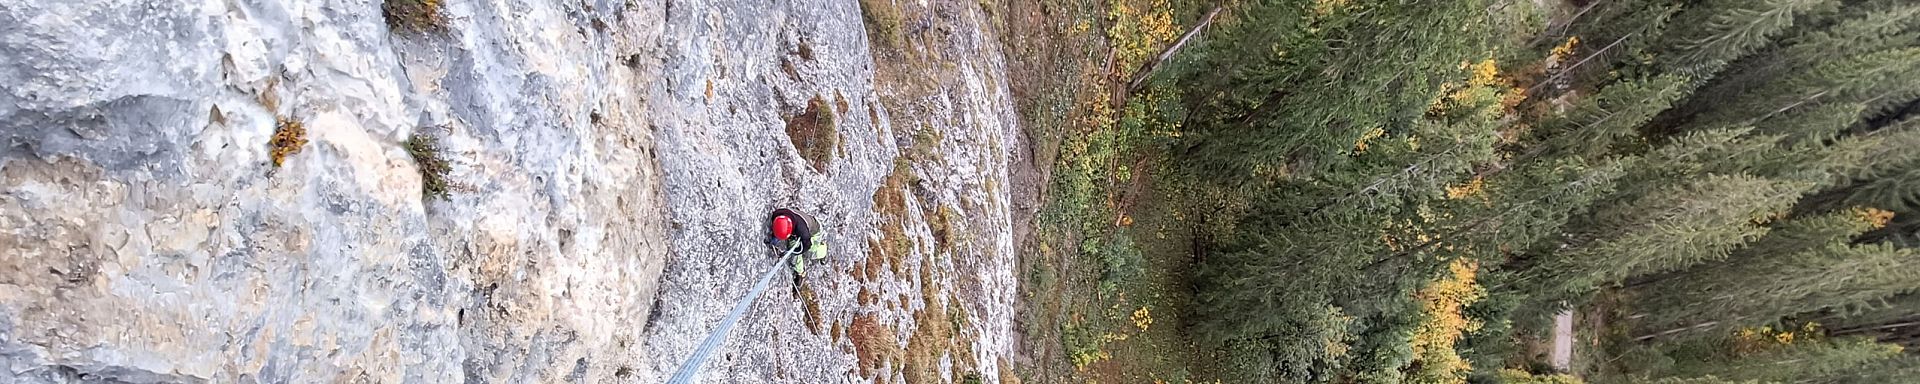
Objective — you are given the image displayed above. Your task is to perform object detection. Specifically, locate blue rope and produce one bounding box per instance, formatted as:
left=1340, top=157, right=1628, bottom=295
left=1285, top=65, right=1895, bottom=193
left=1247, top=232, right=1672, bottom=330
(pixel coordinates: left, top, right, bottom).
left=666, top=244, right=801, bottom=384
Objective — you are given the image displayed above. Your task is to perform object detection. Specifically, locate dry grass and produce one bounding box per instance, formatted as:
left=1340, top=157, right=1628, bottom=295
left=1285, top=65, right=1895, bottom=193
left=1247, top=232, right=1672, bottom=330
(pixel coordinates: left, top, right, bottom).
left=383, top=0, right=446, bottom=33
left=850, top=313, right=902, bottom=378
left=929, top=205, right=956, bottom=253
left=859, top=0, right=905, bottom=49
left=796, top=280, right=825, bottom=334
left=904, top=304, right=958, bottom=383
left=858, top=285, right=879, bottom=306
left=871, top=157, right=917, bottom=278
left=832, top=320, right=848, bottom=345
left=861, top=240, right=887, bottom=281
left=270, top=117, right=307, bottom=167
left=785, top=95, right=839, bottom=172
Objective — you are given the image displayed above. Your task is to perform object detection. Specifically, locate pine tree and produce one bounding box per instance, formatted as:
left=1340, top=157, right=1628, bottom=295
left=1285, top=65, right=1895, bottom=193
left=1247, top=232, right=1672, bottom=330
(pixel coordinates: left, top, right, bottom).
left=1192, top=204, right=1392, bottom=381
left=1178, top=0, right=1494, bottom=182
left=1686, top=48, right=1920, bottom=131
left=1840, top=167, right=1920, bottom=214
left=1523, top=75, right=1692, bottom=161
left=1536, top=174, right=1816, bottom=297
left=1642, top=377, right=1764, bottom=384
left=1634, top=211, right=1916, bottom=335
left=1172, top=0, right=1920, bottom=380
left=1453, top=159, right=1630, bottom=259
left=1556, top=0, right=1682, bottom=86
left=1651, top=336, right=1905, bottom=383
left=1653, top=0, right=1835, bottom=79
left=1752, top=102, right=1864, bottom=145
left=1680, top=2, right=1920, bottom=120
left=1803, top=117, right=1920, bottom=214
left=1799, top=355, right=1920, bottom=384
left=1597, top=128, right=1773, bottom=201
left=1819, top=292, right=1920, bottom=334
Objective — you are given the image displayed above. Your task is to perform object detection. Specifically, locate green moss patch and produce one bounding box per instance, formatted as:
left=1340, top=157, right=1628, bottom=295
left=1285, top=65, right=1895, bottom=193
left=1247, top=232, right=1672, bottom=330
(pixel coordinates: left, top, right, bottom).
left=405, top=133, right=452, bottom=200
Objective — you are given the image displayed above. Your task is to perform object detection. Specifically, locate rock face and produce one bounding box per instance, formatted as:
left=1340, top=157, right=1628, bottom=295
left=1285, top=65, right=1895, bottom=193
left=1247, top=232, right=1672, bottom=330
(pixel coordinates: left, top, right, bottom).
left=0, top=0, right=1022, bottom=382
left=1, top=0, right=670, bottom=382
left=637, top=0, right=1021, bottom=381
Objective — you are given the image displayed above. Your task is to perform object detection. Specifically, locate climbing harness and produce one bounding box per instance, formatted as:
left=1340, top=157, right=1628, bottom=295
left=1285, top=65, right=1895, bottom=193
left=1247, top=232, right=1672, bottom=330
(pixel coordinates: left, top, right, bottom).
left=664, top=209, right=825, bottom=384
left=769, top=208, right=829, bottom=274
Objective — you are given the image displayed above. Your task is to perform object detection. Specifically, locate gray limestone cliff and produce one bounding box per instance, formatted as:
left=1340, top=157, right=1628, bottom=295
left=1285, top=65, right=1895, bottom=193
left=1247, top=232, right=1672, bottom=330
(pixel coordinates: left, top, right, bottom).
left=0, top=0, right=1021, bottom=382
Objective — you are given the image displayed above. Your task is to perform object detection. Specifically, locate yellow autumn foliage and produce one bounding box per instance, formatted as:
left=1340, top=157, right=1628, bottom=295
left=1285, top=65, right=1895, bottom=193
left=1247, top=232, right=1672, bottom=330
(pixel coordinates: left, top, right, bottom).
left=1432, top=58, right=1523, bottom=115
left=1108, top=0, right=1179, bottom=71
left=270, top=117, right=307, bottom=167
left=1354, top=127, right=1387, bottom=153
left=1466, top=59, right=1500, bottom=87
left=1312, top=0, right=1351, bottom=16
left=1446, top=177, right=1487, bottom=200
left=1549, top=36, right=1580, bottom=64
left=1851, top=207, right=1895, bottom=229
left=1409, top=258, right=1485, bottom=384
left=1132, top=306, right=1154, bottom=331
left=1731, top=322, right=1823, bottom=356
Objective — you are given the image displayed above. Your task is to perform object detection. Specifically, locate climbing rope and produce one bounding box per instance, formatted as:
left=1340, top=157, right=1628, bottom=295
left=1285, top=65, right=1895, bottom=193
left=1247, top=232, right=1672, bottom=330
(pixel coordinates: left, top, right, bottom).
left=665, top=242, right=803, bottom=384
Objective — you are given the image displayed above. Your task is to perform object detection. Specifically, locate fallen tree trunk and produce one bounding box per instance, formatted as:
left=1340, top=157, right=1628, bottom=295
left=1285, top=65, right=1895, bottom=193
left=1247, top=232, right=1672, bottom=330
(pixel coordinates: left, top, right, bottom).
left=1126, top=5, right=1225, bottom=93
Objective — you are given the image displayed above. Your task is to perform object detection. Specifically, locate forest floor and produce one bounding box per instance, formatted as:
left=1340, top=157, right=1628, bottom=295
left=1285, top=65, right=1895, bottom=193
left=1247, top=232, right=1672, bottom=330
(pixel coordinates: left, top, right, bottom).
left=992, top=0, right=1214, bottom=382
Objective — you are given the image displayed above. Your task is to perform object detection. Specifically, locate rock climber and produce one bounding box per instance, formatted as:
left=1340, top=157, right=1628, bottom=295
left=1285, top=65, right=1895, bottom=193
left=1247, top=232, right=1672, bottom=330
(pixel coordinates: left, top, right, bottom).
left=768, top=208, right=827, bottom=273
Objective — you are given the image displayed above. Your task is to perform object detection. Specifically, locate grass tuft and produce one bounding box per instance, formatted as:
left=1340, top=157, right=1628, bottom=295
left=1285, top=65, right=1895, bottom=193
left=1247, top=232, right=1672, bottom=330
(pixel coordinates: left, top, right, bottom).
left=795, top=280, right=825, bottom=334
left=785, top=95, right=839, bottom=172
left=383, top=0, right=446, bottom=33
left=850, top=313, right=902, bottom=378
left=270, top=117, right=307, bottom=168
left=858, top=0, right=905, bottom=49
left=405, top=133, right=452, bottom=200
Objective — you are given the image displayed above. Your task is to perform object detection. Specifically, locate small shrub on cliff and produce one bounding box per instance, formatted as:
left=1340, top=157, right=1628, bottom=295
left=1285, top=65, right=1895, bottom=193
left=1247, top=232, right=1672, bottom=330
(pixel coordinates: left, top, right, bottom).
left=383, top=0, right=446, bottom=33
left=270, top=117, right=307, bottom=167
left=405, top=133, right=452, bottom=200
left=785, top=95, right=838, bottom=172
left=858, top=0, right=904, bottom=49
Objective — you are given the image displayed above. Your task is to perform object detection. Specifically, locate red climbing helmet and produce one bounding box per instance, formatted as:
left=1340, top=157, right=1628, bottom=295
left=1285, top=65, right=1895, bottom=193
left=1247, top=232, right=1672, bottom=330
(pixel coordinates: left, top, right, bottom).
left=772, top=216, right=794, bottom=240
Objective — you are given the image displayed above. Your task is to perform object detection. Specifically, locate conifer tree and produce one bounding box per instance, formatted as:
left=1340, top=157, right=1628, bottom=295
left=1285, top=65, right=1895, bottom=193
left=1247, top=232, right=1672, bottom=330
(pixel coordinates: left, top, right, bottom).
left=1803, top=117, right=1920, bottom=214
left=1173, top=0, right=1920, bottom=380
left=1178, top=0, right=1493, bottom=181
left=1634, top=210, right=1914, bottom=334
left=1680, top=3, right=1920, bottom=118
left=1652, top=336, right=1904, bottom=383
left=1533, top=174, right=1815, bottom=298
left=1653, top=0, right=1834, bottom=79
left=1556, top=0, right=1682, bottom=85
left=1642, top=378, right=1762, bottom=384
left=1686, top=48, right=1920, bottom=130
left=1753, top=102, right=1865, bottom=145
left=1801, top=355, right=1920, bottom=384
left=1523, top=75, right=1692, bottom=161
left=1819, top=292, right=1920, bottom=336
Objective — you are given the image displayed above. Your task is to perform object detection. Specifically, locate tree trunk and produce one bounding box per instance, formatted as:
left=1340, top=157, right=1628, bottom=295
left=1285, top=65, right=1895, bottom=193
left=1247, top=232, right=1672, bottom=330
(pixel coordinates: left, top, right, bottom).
left=1126, top=5, right=1226, bottom=93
